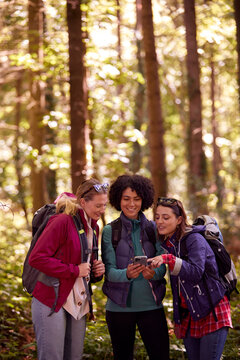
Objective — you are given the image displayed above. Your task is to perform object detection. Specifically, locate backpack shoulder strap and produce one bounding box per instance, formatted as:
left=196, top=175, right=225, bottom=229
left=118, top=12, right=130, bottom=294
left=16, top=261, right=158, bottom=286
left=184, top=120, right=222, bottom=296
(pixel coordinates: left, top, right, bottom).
left=92, top=228, right=99, bottom=260
left=110, top=217, right=122, bottom=251
left=110, top=217, right=157, bottom=251
left=72, top=213, right=91, bottom=263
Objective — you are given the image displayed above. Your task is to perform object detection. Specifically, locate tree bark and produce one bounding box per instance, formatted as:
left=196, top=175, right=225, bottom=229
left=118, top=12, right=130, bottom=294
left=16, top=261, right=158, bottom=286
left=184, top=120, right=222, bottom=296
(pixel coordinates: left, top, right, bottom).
left=131, top=0, right=144, bottom=173
left=183, top=0, right=207, bottom=216
left=234, top=0, right=240, bottom=108
left=141, top=0, right=167, bottom=200
left=210, top=54, right=224, bottom=208
left=28, top=0, right=45, bottom=212
left=116, top=0, right=127, bottom=143
left=15, top=72, right=30, bottom=227
left=67, top=0, right=87, bottom=193
left=45, top=79, right=57, bottom=203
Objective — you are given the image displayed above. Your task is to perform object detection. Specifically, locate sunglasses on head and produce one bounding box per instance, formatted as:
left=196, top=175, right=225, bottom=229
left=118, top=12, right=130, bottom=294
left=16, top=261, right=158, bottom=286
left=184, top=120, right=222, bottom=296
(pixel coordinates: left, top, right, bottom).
left=157, top=197, right=181, bottom=216
left=157, top=197, right=178, bottom=206
left=81, top=183, right=109, bottom=198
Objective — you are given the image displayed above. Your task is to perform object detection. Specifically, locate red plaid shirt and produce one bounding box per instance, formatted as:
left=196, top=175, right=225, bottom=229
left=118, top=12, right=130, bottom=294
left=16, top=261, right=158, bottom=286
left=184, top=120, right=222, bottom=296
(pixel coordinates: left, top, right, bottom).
left=162, top=254, right=232, bottom=339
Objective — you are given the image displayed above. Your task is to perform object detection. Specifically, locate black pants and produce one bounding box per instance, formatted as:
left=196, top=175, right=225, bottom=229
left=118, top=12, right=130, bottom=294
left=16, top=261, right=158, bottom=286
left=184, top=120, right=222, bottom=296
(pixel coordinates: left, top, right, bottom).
left=106, top=308, right=169, bottom=360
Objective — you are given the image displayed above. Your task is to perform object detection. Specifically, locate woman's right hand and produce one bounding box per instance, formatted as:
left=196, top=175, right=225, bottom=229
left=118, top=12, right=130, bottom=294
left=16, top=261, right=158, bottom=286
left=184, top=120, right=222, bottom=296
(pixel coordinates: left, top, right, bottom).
left=126, top=263, right=145, bottom=279
left=148, top=255, right=164, bottom=268
left=78, top=263, right=91, bottom=278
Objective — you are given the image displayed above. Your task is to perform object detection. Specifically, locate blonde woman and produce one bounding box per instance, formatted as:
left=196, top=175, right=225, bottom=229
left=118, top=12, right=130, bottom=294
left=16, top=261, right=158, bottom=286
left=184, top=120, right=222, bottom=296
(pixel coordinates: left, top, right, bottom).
left=29, top=179, right=108, bottom=360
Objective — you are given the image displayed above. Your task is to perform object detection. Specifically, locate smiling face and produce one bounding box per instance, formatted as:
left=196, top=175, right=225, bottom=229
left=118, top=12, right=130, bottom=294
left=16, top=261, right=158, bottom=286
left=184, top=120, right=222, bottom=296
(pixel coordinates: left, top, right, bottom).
left=80, top=193, right=108, bottom=221
left=120, top=187, right=142, bottom=219
left=155, top=205, right=182, bottom=238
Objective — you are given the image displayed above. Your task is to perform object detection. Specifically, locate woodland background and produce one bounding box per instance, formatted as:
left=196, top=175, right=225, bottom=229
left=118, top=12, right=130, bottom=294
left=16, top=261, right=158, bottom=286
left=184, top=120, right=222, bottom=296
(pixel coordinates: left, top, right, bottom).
left=0, top=0, right=240, bottom=358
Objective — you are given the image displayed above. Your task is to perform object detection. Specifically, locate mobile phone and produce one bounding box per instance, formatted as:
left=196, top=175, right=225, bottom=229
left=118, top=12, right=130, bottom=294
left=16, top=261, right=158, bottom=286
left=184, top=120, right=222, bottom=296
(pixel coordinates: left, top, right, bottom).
left=133, top=255, right=147, bottom=266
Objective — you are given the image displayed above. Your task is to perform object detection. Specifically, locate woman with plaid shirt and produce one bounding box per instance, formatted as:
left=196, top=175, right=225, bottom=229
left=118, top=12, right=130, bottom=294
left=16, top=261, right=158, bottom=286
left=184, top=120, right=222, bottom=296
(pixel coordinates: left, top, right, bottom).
left=149, top=198, right=232, bottom=360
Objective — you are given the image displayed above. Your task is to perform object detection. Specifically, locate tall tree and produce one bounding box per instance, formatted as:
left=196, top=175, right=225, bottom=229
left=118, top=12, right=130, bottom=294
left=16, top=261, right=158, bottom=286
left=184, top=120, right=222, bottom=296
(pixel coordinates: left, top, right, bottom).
left=67, top=0, right=87, bottom=193
left=131, top=0, right=145, bottom=173
left=141, top=0, right=167, bottom=200
left=183, top=0, right=207, bottom=216
left=209, top=50, right=224, bottom=209
left=234, top=0, right=240, bottom=108
left=45, top=79, right=57, bottom=203
left=15, top=71, right=29, bottom=227
left=28, top=0, right=45, bottom=212
left=116, top=0, right=128, bottom=145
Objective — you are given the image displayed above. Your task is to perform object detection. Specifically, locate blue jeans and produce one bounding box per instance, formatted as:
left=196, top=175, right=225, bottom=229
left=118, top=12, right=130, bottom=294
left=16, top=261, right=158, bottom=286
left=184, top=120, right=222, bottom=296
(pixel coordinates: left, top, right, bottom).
left=32, top=297, right=86, bottom=360
left=183, top=326, right=229, bottom=360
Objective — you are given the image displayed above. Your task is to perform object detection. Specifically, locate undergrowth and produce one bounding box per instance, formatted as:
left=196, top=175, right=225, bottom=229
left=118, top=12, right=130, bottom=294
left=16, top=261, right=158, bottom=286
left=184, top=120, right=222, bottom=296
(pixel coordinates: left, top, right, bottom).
left=0, top=215, right=239, bottom=359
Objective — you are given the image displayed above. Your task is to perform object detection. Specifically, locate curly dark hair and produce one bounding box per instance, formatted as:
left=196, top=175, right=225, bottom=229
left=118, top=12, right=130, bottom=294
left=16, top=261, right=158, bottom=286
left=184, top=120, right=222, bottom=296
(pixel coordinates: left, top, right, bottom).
left=109, top=174, right=154, bottom=211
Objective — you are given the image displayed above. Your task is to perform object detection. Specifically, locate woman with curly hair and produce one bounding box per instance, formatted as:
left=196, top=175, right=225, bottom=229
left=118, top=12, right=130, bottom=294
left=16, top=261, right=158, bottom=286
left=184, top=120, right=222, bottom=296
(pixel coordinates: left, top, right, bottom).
left=101, top=175, right=169, bottom=360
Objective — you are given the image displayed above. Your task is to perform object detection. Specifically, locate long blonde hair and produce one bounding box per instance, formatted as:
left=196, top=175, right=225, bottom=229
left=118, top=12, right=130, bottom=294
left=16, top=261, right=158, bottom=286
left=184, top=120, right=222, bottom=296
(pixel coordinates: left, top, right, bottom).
left=55, top=194, right=79, bottom=215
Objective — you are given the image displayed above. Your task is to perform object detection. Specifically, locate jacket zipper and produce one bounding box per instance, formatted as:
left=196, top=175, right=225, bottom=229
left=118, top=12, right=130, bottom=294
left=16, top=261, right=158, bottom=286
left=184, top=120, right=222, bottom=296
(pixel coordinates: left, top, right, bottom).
left=179, top=278, right=196, bottom=314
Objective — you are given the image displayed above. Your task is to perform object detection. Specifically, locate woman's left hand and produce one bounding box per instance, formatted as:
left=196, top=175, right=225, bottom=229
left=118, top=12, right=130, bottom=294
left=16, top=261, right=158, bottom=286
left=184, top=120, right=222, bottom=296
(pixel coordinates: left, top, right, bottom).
left=92, top=259, right=105, bottom=277
left=142, top=266, right=155, bottom=280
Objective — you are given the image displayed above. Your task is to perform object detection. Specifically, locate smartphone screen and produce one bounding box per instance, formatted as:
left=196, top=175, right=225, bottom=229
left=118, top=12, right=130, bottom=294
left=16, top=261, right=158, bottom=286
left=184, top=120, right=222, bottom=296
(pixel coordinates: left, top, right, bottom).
left=133, top=256, right=147, bottom=266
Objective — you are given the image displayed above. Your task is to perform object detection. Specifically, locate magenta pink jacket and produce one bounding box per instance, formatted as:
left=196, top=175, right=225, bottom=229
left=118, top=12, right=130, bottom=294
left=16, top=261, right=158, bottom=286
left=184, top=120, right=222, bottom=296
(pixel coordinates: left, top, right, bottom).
left=29, top=210, right=99, bottom=312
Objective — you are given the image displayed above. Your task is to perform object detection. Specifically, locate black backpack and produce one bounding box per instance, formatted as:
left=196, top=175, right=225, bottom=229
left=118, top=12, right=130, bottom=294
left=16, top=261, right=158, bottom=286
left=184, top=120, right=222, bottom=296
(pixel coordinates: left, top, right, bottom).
left=110, top=217, right=157, bottom=251
left=22, top=204, right=58, bottom=297
left=182, top=215, right=238, bottom=321
left=22, top=204, right=94, bottom=315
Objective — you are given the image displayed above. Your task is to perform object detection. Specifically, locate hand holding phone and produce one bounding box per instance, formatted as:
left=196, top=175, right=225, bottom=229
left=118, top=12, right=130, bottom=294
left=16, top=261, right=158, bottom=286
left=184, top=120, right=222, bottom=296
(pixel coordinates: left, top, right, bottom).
left=133, top=256, right=147, bottom=266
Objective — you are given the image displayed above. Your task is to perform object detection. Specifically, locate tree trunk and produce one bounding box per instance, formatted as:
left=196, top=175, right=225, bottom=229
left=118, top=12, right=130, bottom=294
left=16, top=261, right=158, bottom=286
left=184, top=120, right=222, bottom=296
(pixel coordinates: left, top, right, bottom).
left=183, top=0, right=207, bottom=216
left=234, top=0, right=240, bottom=108
left=210, top=54, right=224, bottom=209
left=67, top=0, right=87, bottom=193
left=131, top=0, right=144, bottom=173
left=45, top=79, right=57, bottom=203
left=141, top=0, right=167, bottom=200
left=28, top=0, right=45, bottom=212
left=15, top=72, right=30, bottom=228
left=116, top=0, right=127, bottom=144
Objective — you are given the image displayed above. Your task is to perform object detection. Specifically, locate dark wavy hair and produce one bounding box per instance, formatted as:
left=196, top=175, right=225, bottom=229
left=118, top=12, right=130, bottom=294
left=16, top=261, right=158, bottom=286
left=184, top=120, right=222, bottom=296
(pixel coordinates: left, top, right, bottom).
left=156, top=199, right=190, bottom=242
left=109, top=174, right=154, bottom=211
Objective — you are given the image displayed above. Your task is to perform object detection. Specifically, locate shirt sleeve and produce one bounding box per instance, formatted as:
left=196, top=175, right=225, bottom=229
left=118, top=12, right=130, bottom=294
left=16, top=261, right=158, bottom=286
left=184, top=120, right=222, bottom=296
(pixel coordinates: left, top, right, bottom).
left=161, top=254, right=176, bottom=272
left=29, top=214, right=79, bottom=279
left=101, top=224, right=129, bottom=282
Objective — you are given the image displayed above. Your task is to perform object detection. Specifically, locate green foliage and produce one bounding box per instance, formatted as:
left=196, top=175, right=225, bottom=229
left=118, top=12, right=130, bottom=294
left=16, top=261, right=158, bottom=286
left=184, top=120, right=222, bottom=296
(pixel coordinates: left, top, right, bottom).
left=0, top=211, right=36, bottom=358
left=1, top=0, right=240, bottom=355
left=1, top=0, right=240, bottom=221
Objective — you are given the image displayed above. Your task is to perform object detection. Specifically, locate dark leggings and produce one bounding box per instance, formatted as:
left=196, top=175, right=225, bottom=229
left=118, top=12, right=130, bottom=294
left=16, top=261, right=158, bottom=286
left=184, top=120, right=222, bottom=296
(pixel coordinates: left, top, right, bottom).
left=106, top=308, right=169, bottom=360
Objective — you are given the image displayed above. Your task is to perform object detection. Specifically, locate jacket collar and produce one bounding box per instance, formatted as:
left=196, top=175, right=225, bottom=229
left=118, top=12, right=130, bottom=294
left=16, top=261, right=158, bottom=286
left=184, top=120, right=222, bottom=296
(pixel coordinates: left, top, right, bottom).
left=78, top=208, right=98, bottom=232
